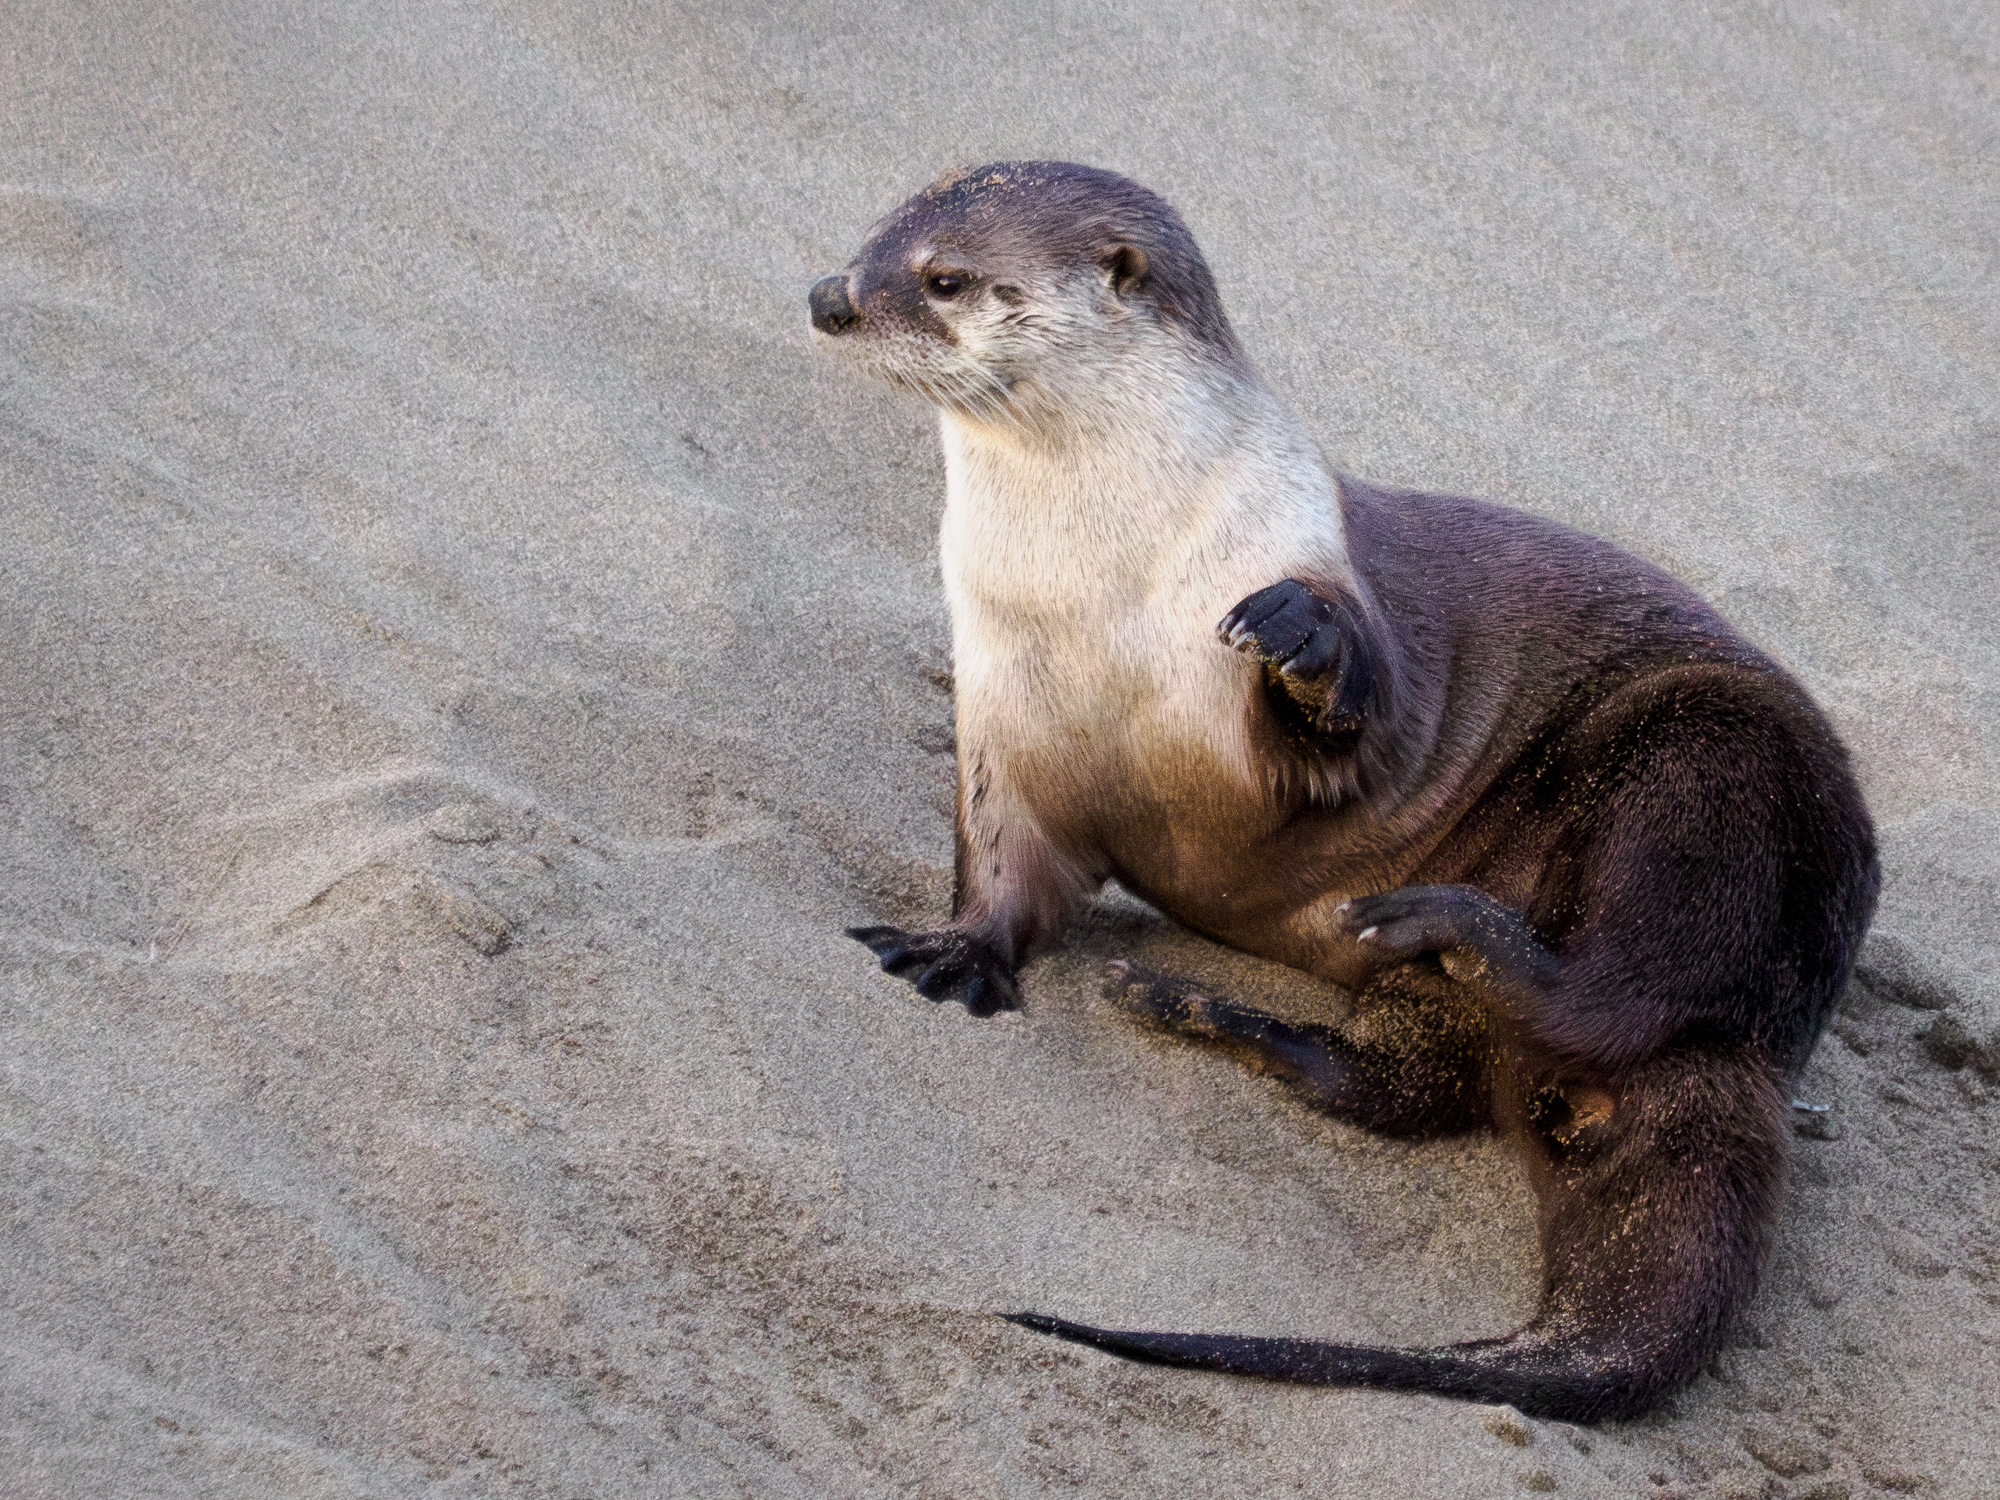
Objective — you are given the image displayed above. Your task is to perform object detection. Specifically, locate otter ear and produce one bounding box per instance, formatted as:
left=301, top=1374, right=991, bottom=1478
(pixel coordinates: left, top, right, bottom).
left=1099, top=242, right=1149, bottom=298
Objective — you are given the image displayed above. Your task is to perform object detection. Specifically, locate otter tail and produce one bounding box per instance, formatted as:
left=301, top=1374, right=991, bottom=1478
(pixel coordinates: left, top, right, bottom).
left=1006, top=1048, right=1787, bottom=1423
left=1000, top=1314, right=1671, bottom=1423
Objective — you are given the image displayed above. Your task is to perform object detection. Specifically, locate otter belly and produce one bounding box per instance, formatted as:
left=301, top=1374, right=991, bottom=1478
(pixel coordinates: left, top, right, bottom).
left=961, top=614, right=1295, bottom=922
left=1011, top=717, right=1276, bottom=889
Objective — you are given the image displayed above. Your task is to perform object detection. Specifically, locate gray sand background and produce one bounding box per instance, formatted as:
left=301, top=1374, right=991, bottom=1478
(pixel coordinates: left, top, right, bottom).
left=4, top=2, right=1996, bottom=1495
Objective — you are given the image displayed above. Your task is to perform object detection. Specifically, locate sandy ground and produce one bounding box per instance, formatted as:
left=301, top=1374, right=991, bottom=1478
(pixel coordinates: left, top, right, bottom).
left=3, top=2, right=1997, bottom=1495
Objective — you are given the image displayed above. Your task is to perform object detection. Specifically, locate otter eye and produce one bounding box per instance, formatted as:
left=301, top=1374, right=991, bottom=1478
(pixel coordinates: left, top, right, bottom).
left=924, top=272, right=967, bottom=300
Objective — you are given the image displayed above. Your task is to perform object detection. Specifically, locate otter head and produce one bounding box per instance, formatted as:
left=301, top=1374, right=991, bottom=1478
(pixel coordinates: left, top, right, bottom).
left=809, top=162, right=1244, bottom=428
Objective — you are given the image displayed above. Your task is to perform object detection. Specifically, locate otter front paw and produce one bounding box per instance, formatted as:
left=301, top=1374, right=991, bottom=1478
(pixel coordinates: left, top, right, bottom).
left=1217, top=579, right=1374, bottom=727
left=848, top=925, right=1021, bottom=1017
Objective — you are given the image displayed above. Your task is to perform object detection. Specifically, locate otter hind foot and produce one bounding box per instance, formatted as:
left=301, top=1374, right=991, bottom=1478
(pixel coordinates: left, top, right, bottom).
left=848, top=925, right=1021, bottom=1016
left=1105, top=960, right=1353, bottom=1104
left=1336, top=884, right=1495, bottom=959
left=1336, top=885, right=1561, bottom=1011
left=1217, top=578, right=1374, bottom=725
left=1102, top=959, right=1228, bottom=1035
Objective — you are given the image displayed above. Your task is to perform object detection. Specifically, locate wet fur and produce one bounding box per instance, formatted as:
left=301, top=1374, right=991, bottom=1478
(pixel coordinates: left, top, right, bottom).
left=814, top=162, right=1878, bottom=1422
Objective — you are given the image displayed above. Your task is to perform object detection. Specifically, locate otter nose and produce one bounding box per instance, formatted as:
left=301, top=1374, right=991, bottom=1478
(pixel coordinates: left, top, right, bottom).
left=809, top=274, right=857, bottom=334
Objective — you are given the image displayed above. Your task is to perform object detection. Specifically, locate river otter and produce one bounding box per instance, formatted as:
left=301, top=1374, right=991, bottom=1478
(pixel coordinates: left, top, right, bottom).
left=808, top=161, right=1878, bottom=1422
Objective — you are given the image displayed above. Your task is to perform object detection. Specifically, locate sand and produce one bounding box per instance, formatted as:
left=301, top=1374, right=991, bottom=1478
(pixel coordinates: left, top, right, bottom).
left=3, top=1, right=1996, bottom=1495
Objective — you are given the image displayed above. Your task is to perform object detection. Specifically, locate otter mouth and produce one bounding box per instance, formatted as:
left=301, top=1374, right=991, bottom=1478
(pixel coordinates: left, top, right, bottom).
left=823, top=333, right=1022, bottom=422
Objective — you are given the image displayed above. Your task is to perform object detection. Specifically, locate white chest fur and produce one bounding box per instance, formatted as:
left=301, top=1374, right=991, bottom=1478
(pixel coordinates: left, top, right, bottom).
left=937, top=368, right=1354, bottom=814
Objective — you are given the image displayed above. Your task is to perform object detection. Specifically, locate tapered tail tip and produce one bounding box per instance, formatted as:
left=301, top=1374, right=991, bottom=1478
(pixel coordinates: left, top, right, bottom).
left=1001, top=1311, right=1068, bottom=1336
left=1001, top=1311, right=1122, bottom=1349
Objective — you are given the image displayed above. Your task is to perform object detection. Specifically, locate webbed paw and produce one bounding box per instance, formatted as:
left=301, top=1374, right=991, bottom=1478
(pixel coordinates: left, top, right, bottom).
left=848, top=924, right=1021, bottom=1017
left=1334, top=884, right=1492, bottom=959
left=1338, top=885, right=1563, bottom=1017
left=1217, top=579, right=1374, bottom=726
left=1102, top=959, right=1229, bottom=1036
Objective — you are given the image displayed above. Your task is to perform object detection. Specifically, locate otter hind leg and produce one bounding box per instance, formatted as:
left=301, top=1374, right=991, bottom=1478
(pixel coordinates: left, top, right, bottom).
left=1104, top=959, right=1491, bottom=1137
